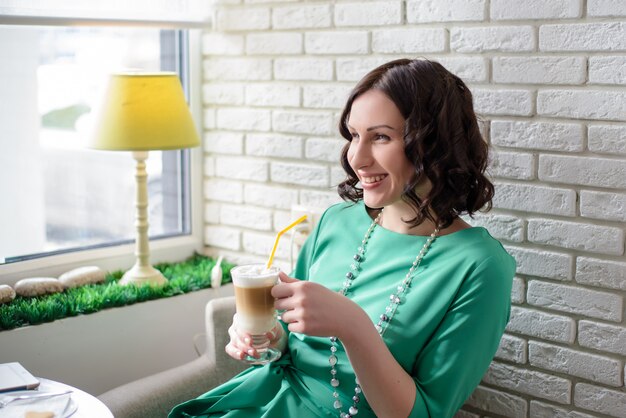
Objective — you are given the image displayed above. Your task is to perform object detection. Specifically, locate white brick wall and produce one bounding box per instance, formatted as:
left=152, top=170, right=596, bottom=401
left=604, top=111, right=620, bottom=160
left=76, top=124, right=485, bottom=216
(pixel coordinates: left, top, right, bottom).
left=201, top=1, right=626, bottom=416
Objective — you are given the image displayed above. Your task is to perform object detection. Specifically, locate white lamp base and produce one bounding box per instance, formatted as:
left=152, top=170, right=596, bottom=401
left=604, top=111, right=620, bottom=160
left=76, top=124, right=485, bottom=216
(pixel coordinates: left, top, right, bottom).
left=119, top=263, right=167, bottom=286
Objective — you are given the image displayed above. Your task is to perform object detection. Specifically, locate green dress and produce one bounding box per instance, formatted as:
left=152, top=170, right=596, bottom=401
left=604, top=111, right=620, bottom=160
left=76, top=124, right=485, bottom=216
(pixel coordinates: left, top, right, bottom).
left=170, top=201, right=516, bottom=418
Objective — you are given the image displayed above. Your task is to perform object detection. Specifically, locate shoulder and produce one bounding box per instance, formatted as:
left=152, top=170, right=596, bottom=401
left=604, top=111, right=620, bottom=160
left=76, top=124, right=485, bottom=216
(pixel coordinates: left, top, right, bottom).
left=318, top=200, right=365, bottom=228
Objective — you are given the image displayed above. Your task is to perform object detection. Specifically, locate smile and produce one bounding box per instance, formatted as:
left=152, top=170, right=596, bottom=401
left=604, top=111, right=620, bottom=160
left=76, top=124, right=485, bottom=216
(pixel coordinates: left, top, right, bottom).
left=361, top=174, right=387, bottom=184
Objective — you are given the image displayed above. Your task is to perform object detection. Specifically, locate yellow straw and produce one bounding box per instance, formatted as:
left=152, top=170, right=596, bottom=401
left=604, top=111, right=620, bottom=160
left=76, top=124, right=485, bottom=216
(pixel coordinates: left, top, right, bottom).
left=266, top=215, right=308, bottom=269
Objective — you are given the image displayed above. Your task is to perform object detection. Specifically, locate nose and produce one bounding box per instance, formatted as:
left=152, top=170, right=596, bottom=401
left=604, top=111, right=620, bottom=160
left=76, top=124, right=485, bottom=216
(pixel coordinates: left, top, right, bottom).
left=348, top=138, right=373, bottom=170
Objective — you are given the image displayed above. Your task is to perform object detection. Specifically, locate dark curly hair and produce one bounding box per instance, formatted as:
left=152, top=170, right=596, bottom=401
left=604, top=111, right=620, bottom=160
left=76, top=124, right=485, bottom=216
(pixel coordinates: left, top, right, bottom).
left=337, top=58, right=493, bottom=229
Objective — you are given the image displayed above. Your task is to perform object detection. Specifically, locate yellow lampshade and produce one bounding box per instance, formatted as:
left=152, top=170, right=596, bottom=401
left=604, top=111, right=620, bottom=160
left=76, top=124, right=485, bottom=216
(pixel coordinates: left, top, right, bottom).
left=90, top=72, right=200, bottom=151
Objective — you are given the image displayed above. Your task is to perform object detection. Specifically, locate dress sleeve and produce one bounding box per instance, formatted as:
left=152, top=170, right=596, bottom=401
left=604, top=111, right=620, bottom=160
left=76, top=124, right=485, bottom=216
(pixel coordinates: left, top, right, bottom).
left=408, top=255, right=515, bottom=418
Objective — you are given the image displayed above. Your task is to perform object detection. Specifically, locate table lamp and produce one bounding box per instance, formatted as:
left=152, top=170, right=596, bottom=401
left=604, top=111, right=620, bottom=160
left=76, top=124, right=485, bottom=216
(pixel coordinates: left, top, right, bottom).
left=89, top=72, right=200, bottom=286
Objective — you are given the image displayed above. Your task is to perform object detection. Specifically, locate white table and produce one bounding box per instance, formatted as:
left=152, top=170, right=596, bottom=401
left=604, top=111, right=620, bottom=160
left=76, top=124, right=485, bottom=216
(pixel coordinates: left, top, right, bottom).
left=36, top=377, right=113, bottom=417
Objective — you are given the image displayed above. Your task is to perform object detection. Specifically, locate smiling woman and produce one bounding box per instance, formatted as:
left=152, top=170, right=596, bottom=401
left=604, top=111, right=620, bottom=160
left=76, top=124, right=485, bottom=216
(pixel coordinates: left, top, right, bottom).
left=170, top=59, right=515, bottom=418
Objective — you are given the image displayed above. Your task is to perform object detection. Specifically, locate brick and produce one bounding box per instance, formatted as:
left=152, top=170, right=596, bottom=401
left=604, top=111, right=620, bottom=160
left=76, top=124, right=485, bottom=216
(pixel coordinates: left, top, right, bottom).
left=204, top=178, right=243, bottom=203
left=204, top=156, right=215, bottom=177
left=203, top=108, right=216, bottom=130
left=489, top=150, right=535, bottom=180
left=305, top=31, right=368, bottom=55
left=216, top=108, right=270, bottom=132
left=372, top=28, right=447, bottom=53
left=216, top=7, right=270, bottom=31
left=473, top=89, right=533, bottom=116
left=243, top=184, right=299, bottom=210
left=201, top=33, right=244, bottom=55
left=530, top=401, right=597, bottom=418
left=507, top=306, right=576, bottom=343
left=539, top=154, right=626, bottom=189
left=204, top=202, right=220, bottom=224
left=537, top=89, right=626, bottom=121
left=540, top=22, right=626, bottom=52
left=483, top=362, right=571, bottom=404
left=331, top=165, right=346, bottom=187
left=271, top=162, right=329, bottom=187
left=529, top=341, right=622, bottom=386
left=493, top=56, right=585, bottom=84
left=580, top=190, right=626, bottom=222
left=272, top=210, right=293, bottom=233
left=574, top=383, right=626, bottom=417
left=336, top=57, right=390, bottom=81
left=245, top=83, right=300, bottom=107
left=300, top=190, right=342, bottom=209
left=465, top=385, right=527, bottom=418
left=272, top=110, right=334, bottom=136
left=579, top=320, right=626, bottom=356
left=203, top=83, right=245, bottom=106
left=493, top=182, right=576, bottom=216
left=274, top=58, right=333, bottom=81
left=272, top=4, right=331, bottom=29
left=220, top=204, right=273, bottom=231
left=511, top=277, right=526, bottom=304
left=243, top=231, right=290, bottom=259
left=451, top=26, right=534, bottom=53
left=305, top=137, right=345, bottom=162
left=527, top=280, right=623, bottom=322
left=588, top=125, right=626, bottom=155
left=589, top=56, right=626, bottom=85
left=215, top=157, right=268, bottom=182
left=576, top=257, right=626, bottom=291
left=528, top=218, right=624, bottom=255
left=588, top=0, right=626, bottom=17
left=246, top=32, right=302, bottom=55
left=467, top=213, right=524, bottom=242
left=303, top=84, right=351, bottom=109
left=505, top=245, right=573, bottom=280
left=491, top=120, right=584, bottom=152
left=495, top=334, right=527, bottom=364
left=335, top=1, right=402, bottom=26
left=203, top=58, right=271, bottom=81
left=491, top=0, right=581, bottom=19
left=203, top=132, right=244, bottom=155
left=407, top=0, right=486, bottom=22
left=436, top=56, right=489, bottom=83
left=204, top=225, right=240, bottom=251
left=246, top=133, right=302, bottom=158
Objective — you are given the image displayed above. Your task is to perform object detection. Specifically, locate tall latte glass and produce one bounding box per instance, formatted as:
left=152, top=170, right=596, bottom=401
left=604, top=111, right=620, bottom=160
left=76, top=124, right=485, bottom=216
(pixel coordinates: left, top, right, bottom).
left=231, top=264, right=281, bottom=365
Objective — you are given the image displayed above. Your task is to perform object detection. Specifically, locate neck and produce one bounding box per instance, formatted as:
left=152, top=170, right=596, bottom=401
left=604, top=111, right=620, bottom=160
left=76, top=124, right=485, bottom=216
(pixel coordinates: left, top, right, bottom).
left=377, top=204, right=437, bottom=236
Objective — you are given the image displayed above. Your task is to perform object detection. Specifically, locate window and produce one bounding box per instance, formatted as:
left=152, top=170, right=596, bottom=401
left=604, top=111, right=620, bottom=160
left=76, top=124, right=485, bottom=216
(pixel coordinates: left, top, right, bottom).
left=0, top=25, right=200, bottom=274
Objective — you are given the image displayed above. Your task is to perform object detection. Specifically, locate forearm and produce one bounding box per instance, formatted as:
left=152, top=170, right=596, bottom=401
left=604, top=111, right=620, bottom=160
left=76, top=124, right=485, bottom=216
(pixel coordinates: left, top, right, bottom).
left=340, top=310, right=416, bottom=418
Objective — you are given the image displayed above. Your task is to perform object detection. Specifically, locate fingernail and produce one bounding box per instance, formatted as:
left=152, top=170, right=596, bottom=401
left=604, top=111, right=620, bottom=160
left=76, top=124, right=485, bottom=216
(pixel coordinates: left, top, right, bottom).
left=237, top=351, right=242, bottom=358
left=247, top=349, right=255, bottom=356
left=244, top=337, right=251, bottom=344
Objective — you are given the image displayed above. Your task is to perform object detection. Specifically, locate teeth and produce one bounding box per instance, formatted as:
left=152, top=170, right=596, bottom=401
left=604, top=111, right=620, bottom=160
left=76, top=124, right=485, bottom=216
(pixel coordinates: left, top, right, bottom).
left=362, top=175, right=386, bottom=184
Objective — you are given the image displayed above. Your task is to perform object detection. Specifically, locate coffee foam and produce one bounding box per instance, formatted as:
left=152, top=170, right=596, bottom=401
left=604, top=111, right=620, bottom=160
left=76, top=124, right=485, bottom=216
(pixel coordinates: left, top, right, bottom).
left=231, top=264, right=280, bottom=288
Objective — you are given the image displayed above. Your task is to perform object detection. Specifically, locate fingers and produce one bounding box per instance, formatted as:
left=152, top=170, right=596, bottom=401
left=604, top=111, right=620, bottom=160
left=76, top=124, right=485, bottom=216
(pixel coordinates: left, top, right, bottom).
left=225, top=321, right=259, bottom=360
left=279, top=271, right=299, bottom=283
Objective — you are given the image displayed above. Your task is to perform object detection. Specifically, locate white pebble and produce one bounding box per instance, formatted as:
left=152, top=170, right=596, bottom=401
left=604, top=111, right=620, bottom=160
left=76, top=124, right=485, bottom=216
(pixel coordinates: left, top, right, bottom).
left=59, top=266, right=106, bottom=289
left=0, top=284, right=16, bottom=304
left=14, top=278, right=64, bottom=297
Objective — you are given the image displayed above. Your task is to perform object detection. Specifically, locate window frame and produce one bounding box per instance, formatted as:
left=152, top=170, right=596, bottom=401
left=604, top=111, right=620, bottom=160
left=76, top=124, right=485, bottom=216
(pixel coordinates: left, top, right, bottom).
left=0, top=17, right=204, bottom=286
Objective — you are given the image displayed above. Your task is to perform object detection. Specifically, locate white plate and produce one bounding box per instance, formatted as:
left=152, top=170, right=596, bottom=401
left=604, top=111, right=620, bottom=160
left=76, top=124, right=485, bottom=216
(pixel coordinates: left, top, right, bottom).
left=0, top=390, right=78, bottom=417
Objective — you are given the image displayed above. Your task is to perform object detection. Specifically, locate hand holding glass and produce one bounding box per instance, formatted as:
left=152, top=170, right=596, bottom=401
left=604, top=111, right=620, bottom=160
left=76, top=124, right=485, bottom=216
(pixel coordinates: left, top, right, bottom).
left=231, top=264, right=282, bottom=365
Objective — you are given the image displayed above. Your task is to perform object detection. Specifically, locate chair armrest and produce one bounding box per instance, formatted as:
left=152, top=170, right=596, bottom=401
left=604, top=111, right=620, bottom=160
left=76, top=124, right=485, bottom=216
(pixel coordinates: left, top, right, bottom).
left=99, top=296, right=246, bottom=418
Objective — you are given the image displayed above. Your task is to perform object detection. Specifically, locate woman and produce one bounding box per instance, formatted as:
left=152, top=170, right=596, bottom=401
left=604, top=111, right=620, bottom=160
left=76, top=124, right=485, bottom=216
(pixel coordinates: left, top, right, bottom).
left=170, top=59, right=516, bottom=418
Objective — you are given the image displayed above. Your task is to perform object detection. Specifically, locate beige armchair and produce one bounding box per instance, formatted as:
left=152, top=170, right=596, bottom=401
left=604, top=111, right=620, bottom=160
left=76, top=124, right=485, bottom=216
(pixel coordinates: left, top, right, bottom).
left=98, top=296, right=246, bottom=418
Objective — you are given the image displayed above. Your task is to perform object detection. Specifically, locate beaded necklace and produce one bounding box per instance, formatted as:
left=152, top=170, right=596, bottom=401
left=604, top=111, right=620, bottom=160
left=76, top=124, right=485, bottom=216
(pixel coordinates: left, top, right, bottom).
left=328, top=209, right=439, bottom=418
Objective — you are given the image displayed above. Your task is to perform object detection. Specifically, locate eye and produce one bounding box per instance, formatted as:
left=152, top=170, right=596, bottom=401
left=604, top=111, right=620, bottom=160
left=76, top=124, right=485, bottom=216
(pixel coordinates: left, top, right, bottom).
left=350, top=131, right=359, bottom=140
left=374, top=133, right=391, bottom=141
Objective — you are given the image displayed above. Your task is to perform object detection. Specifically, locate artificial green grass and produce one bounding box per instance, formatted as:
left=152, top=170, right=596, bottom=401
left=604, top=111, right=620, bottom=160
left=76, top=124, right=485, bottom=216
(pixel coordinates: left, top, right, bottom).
left=0, top=253, right=234, bottom=332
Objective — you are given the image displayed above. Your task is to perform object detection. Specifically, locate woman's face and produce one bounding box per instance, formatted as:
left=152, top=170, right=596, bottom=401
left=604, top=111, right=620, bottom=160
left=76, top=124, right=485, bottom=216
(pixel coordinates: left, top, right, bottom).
left=346, top=89, right=415, bottom=210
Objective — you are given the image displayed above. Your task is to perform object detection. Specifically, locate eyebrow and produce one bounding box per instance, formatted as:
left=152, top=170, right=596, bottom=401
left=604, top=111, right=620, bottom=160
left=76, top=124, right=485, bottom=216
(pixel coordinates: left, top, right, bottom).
left=347, top=124, right=397, bottom=131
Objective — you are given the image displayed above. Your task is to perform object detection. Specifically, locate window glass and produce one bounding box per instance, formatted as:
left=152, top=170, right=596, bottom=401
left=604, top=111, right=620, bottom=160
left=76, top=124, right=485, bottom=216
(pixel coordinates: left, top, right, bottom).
left=0, top=26, right=189, bottom=264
